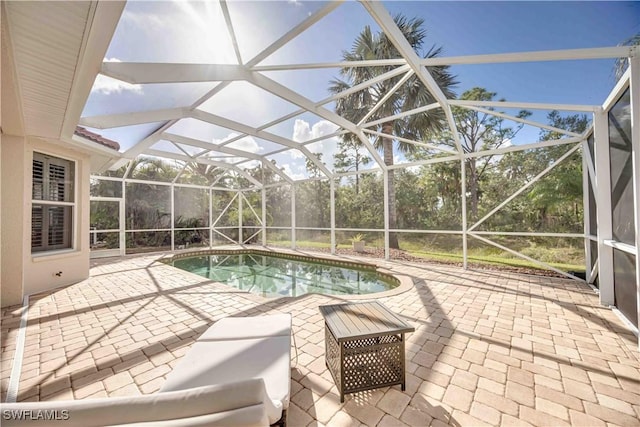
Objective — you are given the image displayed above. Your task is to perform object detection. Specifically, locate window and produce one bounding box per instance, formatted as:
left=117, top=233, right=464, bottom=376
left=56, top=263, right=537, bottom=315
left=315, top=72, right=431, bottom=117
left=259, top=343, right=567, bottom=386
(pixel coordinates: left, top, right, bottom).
left=31, top=153, right=75, bottom=252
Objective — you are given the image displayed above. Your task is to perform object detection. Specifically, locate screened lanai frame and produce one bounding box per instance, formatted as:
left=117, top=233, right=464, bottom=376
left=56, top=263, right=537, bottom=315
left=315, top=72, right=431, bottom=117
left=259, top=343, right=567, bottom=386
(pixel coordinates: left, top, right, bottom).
left=82, top=1, right=640, bottom=328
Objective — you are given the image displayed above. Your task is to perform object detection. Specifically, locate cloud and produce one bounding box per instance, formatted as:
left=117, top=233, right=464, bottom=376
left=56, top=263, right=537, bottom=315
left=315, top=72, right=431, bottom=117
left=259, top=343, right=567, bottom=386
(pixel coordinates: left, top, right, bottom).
left=292, top=119, right=341, bottom=170
left=121, top=8, right=170, bottom=34
left=282, top=164, right=305, bottom=180
left=292, top=119, right=339, bottom=143
left=290, top=149, right=305, bottom=159
left=223, top=135, right=263, bottom=154
left=92, top=58, right=142, bottom=95
left=91, top=75, right=143, bottom=95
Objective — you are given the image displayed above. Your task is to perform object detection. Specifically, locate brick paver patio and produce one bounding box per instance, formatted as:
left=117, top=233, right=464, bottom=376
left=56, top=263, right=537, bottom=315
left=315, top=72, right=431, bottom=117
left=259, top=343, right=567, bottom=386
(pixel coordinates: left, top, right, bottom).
left=1, top=250, right=639, bottom=426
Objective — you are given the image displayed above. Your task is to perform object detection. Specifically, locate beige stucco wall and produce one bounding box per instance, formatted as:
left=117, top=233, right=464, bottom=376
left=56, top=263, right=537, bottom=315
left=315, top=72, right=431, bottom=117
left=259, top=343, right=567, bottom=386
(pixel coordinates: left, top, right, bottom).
left=22, top=138, right=91, bottom=297
left=1, top=134, right=26, bottom=307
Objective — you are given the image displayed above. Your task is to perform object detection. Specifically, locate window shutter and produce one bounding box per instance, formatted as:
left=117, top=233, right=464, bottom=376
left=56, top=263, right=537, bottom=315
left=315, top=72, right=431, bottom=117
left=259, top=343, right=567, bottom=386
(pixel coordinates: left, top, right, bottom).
left=48, top=162, right=67, bottom=202
left=32, top=206, right=44, bottom=249
left=48, top=207, right=65, bottom=247
left=31, top=153, right=75, bottom=252
left=33, top=158, right=44, bottom=200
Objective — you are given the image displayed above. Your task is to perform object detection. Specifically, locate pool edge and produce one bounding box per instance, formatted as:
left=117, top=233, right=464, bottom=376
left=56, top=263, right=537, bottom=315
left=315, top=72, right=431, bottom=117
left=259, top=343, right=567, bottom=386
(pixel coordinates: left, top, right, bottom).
left=157, top=247, right=413, bottom=300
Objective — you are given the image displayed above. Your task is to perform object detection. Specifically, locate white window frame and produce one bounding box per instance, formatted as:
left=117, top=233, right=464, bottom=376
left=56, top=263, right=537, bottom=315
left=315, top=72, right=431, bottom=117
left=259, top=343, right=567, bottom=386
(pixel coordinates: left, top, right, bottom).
left=31, top=152, right=77, bottom=254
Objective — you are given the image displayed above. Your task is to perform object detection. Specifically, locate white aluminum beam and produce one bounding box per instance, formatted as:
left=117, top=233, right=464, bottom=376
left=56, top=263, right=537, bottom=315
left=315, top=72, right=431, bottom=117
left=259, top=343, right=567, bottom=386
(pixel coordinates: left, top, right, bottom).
left=162, top=132, right=293, bottom=183
left=362, top=103, right=442, bottom=129
left=256, top=109, right=305, bottom=132
left=81, top=108, right=187, bottom=129
left=191, top=109, right=333, bottom=177
left=291, top=185, right=296, bottom=249
left=146, top=148, right=262, bottom=188
left=244, top=1, right=343, bottom=67
left=362, top=129, right=458, bottom=154
left=247, top=71, right=387, bottom=169
left=582, top=140, right=593, bottom=283
left=593, top=110, right=614, bottom=306
left=386, top=155, right=461, bottom=170
left=603, top=69, right=630, bottom=112
left=629, top=54, right=640, bottom=343
left=261, top=184, right=267, bottom=245
left=471, top=231, right=584, bottom=238
left=251, top=59, right=407, bottom=71
left=464, top=136, right=583, bottom=159
left=355, top=130, right=387, bottom=169
left=238, top=190, right=243, bottom=243
left=461, top=157, right=468, bottom=269
left=469, top=143, right=581, bottom=231
left=458, top=105, right=583, bottom=138
left=101, top=63, right=250, bottom=84
left=420, top=46, right=637, bottom=66
left=316, top=65, right=411, bottom=106
left=249, top=46, right=638, bottom=71
left=360, top=1, right=465, bottom=156
left=361, top=2, right=446, bottom=105
left=603, top=240, right=638, bottom=256
left=219, top=0, right=243, bottom=65
left=583, top=138, right=598, bottom=194
left=330, top=179, right=336, bottom=254
left=61, top=1, right=126, bottom=139
left=110, top=119, right=180, bottom=170
left=357, top=70, right=414, bottom=125
left=383, top=169, right=390, bottom=260
left=450, top=99, right=598, bottom=113
left=469, top=234, right=584, bottom=282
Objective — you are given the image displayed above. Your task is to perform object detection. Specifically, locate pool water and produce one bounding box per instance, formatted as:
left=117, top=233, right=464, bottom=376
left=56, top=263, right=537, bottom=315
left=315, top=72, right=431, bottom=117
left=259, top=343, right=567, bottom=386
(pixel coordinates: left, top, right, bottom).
left=172, top=253, right=397, bottom=297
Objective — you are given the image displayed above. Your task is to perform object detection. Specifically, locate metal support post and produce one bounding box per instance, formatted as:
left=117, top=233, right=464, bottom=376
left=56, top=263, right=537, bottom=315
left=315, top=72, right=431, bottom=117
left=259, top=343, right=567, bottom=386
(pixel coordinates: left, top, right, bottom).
left=238, top=190, right=243, bottom=244
left=461, top=158, right=468, bottom=269
left=629, top=54, right=640, bottom=347
left=291, top=184, right=296, bottom=250
left=120, top=180, right=126, bottom=255
left=582, top=140, right=592, bottom=283
left=383, top=170, right=390, bottom=260
left=593, top=110, right=614, bottom=305
left=170, top=183, right=175, bottom=251
left=209, top=188, right=213, bottom=249
left=330, top=179, right=336, bottom=254
left=262, top=186, right=267, bottom=246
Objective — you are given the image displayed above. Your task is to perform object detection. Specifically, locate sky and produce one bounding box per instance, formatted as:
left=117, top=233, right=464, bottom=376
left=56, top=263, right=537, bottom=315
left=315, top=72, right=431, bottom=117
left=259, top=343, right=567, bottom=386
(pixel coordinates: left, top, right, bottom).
left=83, top=0, right=640, bottom=180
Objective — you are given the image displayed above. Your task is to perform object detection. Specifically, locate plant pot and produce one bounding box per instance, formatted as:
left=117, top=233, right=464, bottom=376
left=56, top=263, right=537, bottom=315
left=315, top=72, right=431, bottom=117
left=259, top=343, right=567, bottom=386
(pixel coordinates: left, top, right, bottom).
left=352, top=241, right=365, bottom=252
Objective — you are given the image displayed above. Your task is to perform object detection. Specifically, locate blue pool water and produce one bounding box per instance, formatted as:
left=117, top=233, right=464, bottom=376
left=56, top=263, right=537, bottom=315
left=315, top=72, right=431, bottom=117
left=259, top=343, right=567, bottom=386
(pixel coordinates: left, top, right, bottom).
left=171, top=253, right=397, bottom=297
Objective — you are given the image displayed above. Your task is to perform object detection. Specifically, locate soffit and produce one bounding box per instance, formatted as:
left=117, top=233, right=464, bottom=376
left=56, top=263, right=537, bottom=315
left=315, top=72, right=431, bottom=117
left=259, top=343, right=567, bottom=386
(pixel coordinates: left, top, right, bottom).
left=4, top=1, right=93, bottom=139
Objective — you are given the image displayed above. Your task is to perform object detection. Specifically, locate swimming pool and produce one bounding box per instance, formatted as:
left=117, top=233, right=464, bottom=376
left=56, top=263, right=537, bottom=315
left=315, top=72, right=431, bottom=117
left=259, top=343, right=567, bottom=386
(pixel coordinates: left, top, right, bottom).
left=170, top=252, right=398, bottom=297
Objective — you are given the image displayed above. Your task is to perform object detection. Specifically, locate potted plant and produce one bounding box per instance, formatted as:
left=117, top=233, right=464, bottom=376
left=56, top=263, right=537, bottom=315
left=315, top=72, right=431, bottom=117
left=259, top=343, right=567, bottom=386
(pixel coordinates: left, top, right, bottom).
left=350, top=234, right=366, bottom=252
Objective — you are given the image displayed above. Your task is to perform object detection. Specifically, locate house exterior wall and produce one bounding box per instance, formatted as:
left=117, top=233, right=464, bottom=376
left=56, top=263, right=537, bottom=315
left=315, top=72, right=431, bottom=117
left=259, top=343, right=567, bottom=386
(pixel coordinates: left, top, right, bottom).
left=0, top=136, right=91, bottom=307
left=1, top=134, right=26, bottom=307
left=22, top=138, right=91, bottom=297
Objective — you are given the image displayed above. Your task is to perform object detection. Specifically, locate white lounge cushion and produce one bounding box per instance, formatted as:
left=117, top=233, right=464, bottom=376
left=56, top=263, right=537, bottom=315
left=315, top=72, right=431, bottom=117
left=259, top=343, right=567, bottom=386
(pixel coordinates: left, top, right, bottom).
left=121, top=405, right=267, bottom=426
left=0, top=379, right=270, bottom=427
left=160, top=336, right=290, bottom=424
left=197, top=314, right=291, bottom=341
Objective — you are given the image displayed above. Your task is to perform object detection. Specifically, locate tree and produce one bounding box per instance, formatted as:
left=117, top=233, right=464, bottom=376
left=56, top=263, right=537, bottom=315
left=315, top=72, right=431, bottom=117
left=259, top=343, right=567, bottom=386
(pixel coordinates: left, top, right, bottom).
left=329, top=14, right=456, bottom=248
left=334, top=137, right=371, bottom=194
left=614, top=32, right=640, bottom=81
left=297, top=154, right=330, bottom=230
left=526, top=111, right=588, bottom=231
left=444, top=87, right=531, bottom=220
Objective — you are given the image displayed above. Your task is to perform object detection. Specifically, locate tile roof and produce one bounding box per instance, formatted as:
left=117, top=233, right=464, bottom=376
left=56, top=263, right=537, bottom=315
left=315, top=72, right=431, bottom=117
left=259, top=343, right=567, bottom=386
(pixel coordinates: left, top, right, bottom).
left=74, top=126, right=120, bottom=151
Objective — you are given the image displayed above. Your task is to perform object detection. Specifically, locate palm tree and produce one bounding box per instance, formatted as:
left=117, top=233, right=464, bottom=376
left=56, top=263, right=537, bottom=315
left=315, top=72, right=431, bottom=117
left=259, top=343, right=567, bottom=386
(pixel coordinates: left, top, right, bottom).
left=614, top=32, right=639, bottom=81
left=329, top=14, right=456, bottom=249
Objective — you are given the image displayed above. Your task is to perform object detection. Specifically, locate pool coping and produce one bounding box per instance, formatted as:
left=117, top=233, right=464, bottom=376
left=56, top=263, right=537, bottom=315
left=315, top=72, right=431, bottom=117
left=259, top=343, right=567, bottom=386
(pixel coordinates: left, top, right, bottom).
left=157, top=247, right=414, bottom=300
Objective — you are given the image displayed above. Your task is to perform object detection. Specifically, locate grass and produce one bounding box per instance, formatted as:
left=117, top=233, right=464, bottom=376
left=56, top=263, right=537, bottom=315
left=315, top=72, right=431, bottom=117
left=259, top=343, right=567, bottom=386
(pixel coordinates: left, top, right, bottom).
left=406, top=249, right=584, bottom=273
left=265, top=237, right=585, bottom=274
